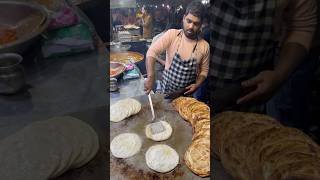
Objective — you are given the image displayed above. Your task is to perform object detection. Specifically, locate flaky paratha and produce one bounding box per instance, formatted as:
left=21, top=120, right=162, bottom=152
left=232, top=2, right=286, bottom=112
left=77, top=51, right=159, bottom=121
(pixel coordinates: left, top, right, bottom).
left=184, top=138, right=210, bottom=177
left=171, top=97, right=210, bottom=177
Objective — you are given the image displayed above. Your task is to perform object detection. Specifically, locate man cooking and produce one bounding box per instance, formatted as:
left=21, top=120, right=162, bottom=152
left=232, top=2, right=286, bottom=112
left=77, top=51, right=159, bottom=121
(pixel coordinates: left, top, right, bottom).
left=144, top=1, right=210, bottom=96
left=208, top=0, right=318, bottom=132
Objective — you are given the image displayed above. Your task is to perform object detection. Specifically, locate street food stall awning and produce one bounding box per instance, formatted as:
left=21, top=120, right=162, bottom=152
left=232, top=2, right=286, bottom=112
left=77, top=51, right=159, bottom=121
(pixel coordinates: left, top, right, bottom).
left=111, top=0, right=136, bottom=9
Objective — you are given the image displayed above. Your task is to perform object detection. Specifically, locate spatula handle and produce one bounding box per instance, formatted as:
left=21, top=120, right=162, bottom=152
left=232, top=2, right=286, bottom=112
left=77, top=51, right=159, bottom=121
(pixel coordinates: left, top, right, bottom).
left=148, top=93, right=155, bottom=121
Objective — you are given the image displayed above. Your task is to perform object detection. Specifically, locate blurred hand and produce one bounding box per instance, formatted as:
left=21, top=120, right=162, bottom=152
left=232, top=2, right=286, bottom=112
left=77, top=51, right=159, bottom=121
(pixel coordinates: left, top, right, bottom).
left=237, top=70, right=282, bottom=104
left=144, top=77, right=154, bottom=94
left=158, top=59, right=166, bottom=66
left=184, top=84, right=199, bottom=95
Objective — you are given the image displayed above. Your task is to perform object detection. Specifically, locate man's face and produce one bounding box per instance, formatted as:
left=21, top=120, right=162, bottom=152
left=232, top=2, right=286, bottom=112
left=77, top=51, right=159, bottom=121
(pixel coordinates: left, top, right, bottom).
left=183, top=13, right=202, bottom=39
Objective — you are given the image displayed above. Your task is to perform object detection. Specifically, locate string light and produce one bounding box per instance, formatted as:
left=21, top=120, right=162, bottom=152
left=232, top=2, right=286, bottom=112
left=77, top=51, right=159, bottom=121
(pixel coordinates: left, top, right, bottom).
left=201, top=0, right=209, bottom=5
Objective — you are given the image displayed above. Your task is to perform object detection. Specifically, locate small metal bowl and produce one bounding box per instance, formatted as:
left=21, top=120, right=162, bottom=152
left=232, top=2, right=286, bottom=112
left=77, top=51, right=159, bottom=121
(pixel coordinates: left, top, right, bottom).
left=110, top=44, right=131, bottom=52
left=0, top=53, right=25, bottom=94
left=0, top=53, right=23, bottom=68
left=110, top=61, right=126, bottom=79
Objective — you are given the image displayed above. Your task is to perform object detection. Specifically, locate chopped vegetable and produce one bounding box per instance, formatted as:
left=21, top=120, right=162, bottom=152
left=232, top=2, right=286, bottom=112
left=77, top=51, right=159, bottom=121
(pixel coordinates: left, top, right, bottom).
left=110, top=68, right=117, bottom=76
left=0, top=27, right=17, bottom=45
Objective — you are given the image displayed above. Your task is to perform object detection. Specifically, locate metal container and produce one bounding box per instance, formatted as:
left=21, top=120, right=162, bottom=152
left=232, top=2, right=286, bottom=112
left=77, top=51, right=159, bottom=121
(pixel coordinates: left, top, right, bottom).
left=110, top=78, right=118, bottom=92
left=0, top=53, right=25, bottom=94
left=0, top=1, right=50, bottom=54
left=110, top=44, right=131, bottom=52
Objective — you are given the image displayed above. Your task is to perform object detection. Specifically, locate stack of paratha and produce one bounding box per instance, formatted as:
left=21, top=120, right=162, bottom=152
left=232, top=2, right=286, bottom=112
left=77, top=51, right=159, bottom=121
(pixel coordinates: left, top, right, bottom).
left=213, top=111, right=320, bottom=180
left=110, top=98, right=141, bottom=122
left=0, top=116, right=99, bottom=180
left=172, top=97, right=210, bottom=177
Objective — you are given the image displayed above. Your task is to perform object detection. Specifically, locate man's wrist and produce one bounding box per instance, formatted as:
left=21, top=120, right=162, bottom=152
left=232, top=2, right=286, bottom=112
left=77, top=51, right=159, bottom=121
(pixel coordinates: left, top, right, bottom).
left=195, top=75, right=206, bottom=87
left=193, top=82, right=201, bottom=89
left=147, top=74, right=155, bottom=79
left=273, top=70, right=286, bottom=85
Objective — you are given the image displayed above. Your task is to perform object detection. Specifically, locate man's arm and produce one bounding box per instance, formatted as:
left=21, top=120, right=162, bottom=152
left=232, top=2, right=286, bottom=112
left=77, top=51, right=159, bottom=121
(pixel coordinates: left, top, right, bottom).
left=144, top=56, right=157, bottom=94
left=196, top=75, right=207, bottom=86
left=155, top=57, right=166, bottom=66
left=185, top=42, right=210, bottom=94
left=151, top=33, right=166, bottom=66
left=274, top=42, right=308, bottom=82
left=184, top=75, right=206, bottom=95
left=144, top=30, right=176, bottom=93
left=237, top=43, right=308, bottom=104
left=237, top=0, right=317, bottom=104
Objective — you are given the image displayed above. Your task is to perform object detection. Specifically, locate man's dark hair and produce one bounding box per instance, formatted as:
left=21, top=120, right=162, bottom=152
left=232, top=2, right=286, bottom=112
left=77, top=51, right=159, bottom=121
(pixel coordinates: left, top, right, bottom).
left=184, top=0, right=206, bottom=21
left=143, top=6, right=151, bottom=14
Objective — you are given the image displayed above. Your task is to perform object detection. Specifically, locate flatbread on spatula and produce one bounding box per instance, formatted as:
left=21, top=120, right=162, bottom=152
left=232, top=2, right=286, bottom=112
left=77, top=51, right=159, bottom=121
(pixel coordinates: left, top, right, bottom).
left=145, top=121, right=173, bottom=141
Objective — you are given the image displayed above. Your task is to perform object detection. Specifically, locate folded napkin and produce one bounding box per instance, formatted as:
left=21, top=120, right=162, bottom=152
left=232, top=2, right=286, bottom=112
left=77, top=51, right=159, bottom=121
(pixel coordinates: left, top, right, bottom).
left=42, top=23, right=94, bottom=58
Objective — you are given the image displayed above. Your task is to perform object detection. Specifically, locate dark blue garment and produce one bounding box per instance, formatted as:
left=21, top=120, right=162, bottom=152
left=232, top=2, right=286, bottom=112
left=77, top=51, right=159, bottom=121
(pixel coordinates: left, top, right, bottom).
left=193, top=78, right=209, bottom=103
left=266, top=54, right=319, bottom=131
left=152, top=21, right=166, bottom=37
left=202, top=27, right=211, bottom=43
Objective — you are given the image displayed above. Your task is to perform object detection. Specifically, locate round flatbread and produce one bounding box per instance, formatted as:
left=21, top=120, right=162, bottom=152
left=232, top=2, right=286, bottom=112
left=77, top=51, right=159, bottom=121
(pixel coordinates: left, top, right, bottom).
left=145, top=144, right=179, bottom=173
left=145, top=121, right=173, bottom=141
left=184, top=139, right=210, bottom=177
left=110, top=104, right=128, bottom=122
left=110, top=133, right=142, bottom=158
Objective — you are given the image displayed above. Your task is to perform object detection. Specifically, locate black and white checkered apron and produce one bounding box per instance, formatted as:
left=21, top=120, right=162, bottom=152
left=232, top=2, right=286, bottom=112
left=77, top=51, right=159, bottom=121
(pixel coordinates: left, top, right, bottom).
left=161, top=31, right=198, bottom=94
left=209, top=0, right=277, bottom=113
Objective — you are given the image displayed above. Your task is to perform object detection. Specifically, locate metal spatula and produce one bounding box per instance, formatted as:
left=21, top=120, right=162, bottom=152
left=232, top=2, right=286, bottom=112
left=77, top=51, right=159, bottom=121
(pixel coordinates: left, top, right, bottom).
left=164, top=88, right=188, bottom=101
left=148, top=92, right=166, bottom=134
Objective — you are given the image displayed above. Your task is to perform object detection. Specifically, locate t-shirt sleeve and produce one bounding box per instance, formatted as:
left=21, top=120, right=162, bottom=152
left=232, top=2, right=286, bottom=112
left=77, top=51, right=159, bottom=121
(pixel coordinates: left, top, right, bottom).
left=283, top=0, right=317, bottom=50
left=199, top=42, right=210, bottom=77
left=146, top=29, right=176, bottom=59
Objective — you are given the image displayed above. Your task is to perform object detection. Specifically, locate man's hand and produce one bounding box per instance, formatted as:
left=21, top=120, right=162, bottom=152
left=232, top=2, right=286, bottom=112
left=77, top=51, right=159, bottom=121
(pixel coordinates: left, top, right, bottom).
left=237, top=70, right=283, bottom=104
left=158, top=59, right=166, bottom=66
left=184, top=84, right=199, bottom=95
left=144, top=76, right=154, bottom=94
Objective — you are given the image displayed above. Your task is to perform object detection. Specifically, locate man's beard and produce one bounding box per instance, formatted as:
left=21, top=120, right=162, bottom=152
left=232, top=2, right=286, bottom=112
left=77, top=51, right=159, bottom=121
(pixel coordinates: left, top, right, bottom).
left=183, top=28, right=198, bottom=40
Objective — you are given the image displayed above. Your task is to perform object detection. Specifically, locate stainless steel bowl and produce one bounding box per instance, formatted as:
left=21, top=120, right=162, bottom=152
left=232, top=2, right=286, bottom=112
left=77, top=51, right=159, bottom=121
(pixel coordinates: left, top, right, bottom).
left=0, top=53, right=25, bottom=94
left=0, top=1, right=50, bottom=54
left=110, top=44, right=131, bottom=52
